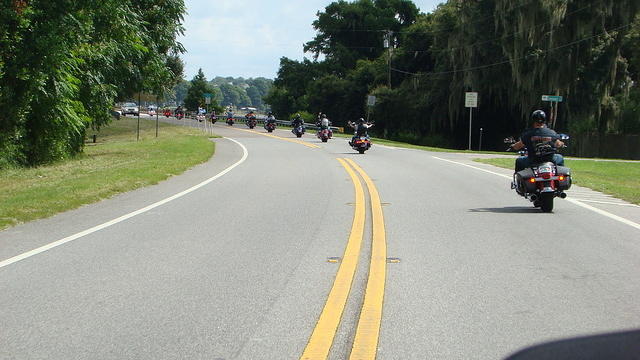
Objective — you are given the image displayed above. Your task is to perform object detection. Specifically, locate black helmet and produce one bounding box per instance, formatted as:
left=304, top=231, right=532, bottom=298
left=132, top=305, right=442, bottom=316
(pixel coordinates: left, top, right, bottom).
left=531, top=110, right=546, bottom=123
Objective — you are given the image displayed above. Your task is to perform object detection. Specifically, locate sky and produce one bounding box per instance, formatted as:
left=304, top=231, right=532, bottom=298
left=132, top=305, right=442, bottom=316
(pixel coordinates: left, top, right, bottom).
left=179, top=0, right=443, bottom=80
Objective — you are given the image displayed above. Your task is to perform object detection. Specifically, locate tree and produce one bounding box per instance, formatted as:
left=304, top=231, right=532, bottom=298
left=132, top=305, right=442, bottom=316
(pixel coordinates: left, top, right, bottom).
left=172, top=80, right=190, bottom=105
left=270, top=0, right=640, bottom=151
left=219, top=83, right=251, bottom=107
left=184, top=69, right=216, bottom=111
left=0, top=0, right=186, bottom=167
left=304, top=0, right=419, bottom=72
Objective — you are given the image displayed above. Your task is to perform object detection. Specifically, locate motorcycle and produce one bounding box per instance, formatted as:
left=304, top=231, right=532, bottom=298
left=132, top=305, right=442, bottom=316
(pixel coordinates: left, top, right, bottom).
left=292, top=124, right=305, bottom=138
left=210, top=114, right=217, bottom=124
left=317, top=128, right=332, bottom=142
left=246, top=117, right=257, bottom=129
left=508, top=135, right=572, bottom=212
left=350, top=135, right=372, bottom=154
left=196, top=114, right=205, bottom=122
left=164, top=109, right=171, bottom=118
left=176, top=112, right=184, bottom=120
left=264, top=121, right=276, bottom=133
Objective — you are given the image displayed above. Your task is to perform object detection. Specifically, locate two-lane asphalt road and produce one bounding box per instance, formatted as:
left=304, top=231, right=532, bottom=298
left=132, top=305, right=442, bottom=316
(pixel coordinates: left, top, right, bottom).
left=1, top=119, right=639, bottom=359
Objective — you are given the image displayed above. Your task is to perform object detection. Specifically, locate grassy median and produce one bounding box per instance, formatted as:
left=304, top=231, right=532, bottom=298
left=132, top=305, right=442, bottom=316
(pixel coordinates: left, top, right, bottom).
left=0, top=117, right=215, bottom=230
left=474, top=158, right=640, bottom=205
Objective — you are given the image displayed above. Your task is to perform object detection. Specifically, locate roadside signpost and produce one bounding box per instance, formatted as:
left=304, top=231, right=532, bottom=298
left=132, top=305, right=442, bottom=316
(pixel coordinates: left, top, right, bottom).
left=366, top=95, right=376, bottom=122
left=542, top=94, right=563, bottom=128
left=465, top=92, right=478, bottom=150
left=367, top=95, right=376, bottom=106
left=542, top=95, right=563, bottom=102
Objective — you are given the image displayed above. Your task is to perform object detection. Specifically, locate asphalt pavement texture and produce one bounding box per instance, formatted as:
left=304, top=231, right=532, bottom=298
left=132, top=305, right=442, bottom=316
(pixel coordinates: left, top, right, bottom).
left=1, top=118, right=639, bottom=359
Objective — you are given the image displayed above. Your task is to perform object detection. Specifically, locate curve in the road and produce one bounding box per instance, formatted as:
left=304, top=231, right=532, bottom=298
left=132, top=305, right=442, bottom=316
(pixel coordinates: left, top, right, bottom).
left=0, top=137, right=249, bottom=269
left=346, top=158, right=388, bottom=360
left=229, top=126, right=322, bottom=148
left=301, top=159, right=366, bottom=359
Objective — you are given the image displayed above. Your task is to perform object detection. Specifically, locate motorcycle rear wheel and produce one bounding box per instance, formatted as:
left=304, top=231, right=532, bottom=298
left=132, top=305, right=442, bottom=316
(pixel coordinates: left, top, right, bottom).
left=358, top=148, right=366, bottom=154
left=540, top=193, right=554, bottom=213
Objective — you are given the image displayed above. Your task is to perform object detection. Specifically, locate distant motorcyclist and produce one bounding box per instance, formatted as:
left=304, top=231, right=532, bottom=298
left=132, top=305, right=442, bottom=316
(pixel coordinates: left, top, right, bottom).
left=174, top=105, right=184, bottom=117
left=510, top=110, right=565, bottom=172
left=265, top=112, right=276, bottom=124
left=264, top=112, right=276, bottom=129
left=316, top=114, right=332, bottom=138
left=291, top=113, right=304, bottom=127
left=348, top=118, right=373, bottom=145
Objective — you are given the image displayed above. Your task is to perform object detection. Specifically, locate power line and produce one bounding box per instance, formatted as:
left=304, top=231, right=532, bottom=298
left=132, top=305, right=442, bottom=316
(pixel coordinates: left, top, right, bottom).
left=307, top=0, right=540, bottom=35
left=390, top=23, right=633, bottom=78
left=304, top=3, right=594, bottom=55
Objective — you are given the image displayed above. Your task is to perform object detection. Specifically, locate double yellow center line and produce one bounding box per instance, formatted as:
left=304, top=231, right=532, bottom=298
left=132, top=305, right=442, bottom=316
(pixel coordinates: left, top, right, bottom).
left=301, top=158, right=387, bottom=360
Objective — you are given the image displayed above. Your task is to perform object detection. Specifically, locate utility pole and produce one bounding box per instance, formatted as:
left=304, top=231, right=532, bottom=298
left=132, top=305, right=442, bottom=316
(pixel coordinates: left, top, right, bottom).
left=384, top=30, right=393, bottom=87
left=137, top=92, right=141, bottom=141
left=155, top=95, right=159, bottom=138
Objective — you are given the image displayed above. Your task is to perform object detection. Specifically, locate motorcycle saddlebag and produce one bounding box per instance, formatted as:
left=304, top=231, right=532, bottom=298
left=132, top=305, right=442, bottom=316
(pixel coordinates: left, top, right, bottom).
left=516, top=168, right=537, bottom=193
left=556, top=166, right=572, bottom=191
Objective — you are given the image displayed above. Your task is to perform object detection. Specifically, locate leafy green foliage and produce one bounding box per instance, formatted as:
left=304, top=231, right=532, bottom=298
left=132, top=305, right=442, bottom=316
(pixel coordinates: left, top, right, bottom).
left=270, top=0, right=640, bottom=151
left=0, top=0, right=186, bottom=167
left=184, top=69, right=217, bottom=111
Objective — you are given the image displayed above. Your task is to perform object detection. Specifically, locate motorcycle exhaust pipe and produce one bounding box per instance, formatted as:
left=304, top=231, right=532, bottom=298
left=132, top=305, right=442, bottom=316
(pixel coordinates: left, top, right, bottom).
left=559, top=192, right=567, bottom=199
left=530, top=194, right=538, bottom=202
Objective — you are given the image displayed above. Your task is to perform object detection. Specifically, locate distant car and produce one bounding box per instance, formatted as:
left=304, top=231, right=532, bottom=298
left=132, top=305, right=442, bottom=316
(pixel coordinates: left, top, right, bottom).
left=120, top=102, right=139, bottom=116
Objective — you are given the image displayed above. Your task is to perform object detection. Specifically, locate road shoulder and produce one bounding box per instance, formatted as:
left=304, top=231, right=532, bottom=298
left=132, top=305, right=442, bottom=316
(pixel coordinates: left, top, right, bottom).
left=0, top=138, right=244, bottom=264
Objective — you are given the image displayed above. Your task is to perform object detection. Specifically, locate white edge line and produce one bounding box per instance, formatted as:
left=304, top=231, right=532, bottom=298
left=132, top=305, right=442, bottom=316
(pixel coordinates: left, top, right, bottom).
left=432, top=156, right=511, bottom=179
left=0, top=137, right=249, bottom=269
left=432, top=156, right=640, bottom=231
left=572, top=199, right=640, bottom=208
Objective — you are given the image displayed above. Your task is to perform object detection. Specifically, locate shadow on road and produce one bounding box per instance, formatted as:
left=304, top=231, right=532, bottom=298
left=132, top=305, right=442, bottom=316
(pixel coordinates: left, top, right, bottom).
left=468, top=207, right=541, bottom=214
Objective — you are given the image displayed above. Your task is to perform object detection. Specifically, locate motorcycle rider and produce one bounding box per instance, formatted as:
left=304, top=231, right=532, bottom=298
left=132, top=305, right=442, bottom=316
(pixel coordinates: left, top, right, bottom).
left=291, top=113, right=304, bottom=127
left=291, top=113, right=305, bottom=133
left=174, top=105, right=184, bottom=116
left=510, top=110, right=565, bottom=172
left=348, top=118, right=373, bottom=145
left=316, top=114, right=332, bottom=138
left=264, top=112, right=276, bottom=129
left=245, top=110, right=256, bottom=125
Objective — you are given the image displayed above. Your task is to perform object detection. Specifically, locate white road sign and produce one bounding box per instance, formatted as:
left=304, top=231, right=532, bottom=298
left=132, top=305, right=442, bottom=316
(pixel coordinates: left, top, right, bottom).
left=367, top=95, right=376, bottom=106
left=465, top=92, right=478, bottom=108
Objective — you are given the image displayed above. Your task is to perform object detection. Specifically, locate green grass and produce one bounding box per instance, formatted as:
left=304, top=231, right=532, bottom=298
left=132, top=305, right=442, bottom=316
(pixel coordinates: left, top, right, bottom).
left=474, top=158, right=640, bottom=205
left=0, top=117, right=215, bottom=230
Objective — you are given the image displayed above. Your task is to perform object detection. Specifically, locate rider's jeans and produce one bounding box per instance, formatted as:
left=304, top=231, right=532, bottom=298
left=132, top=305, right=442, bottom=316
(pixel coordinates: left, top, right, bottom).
left=515, top=154, right=564, bottom=172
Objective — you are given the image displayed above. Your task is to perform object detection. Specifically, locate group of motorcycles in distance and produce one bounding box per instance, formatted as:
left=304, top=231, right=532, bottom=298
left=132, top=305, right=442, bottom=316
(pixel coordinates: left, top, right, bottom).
left=161, top=107, right=570, bottom=212
left=218, top=111, right=373, bottom=154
